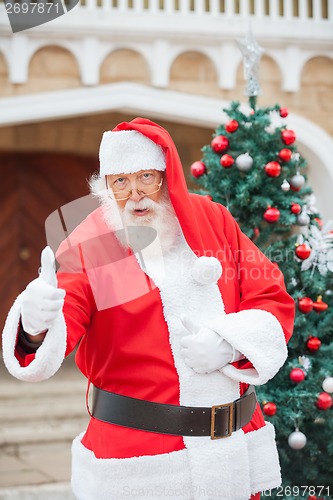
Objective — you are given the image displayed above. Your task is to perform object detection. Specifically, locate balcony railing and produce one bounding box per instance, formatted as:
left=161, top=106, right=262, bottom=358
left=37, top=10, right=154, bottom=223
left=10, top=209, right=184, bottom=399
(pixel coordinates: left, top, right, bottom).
left=75, top=0, right=332, bottom=21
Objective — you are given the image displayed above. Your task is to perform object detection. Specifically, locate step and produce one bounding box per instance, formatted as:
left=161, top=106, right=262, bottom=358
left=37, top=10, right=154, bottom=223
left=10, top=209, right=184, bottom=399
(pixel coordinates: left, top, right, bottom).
left=0, top=393, right=86, bottom=424
left=0, top=482, right=75, bottom=499
left=0, top=418, right=88, bottom=447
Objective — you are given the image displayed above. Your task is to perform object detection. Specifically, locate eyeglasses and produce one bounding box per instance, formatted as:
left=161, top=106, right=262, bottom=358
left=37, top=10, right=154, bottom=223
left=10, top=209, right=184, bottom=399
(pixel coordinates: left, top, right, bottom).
left=106, top=173, right=164, bottom=201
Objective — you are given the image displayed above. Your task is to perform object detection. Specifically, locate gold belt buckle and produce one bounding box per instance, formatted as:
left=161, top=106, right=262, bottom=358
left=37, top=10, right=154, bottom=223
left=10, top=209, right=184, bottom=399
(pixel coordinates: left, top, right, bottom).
left=211, top=402, right=233, bottom=440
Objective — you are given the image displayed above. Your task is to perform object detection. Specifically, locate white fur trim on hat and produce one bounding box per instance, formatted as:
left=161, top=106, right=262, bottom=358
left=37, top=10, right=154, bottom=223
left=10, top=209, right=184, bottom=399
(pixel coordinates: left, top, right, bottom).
left=99, top=130, right=166, bottom=176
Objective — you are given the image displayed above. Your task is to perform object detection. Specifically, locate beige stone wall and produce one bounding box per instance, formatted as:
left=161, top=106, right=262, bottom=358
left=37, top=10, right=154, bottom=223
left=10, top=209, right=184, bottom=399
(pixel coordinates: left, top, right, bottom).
left=0, top=46, right=81, bottom=97
left=169, top=51, right=219, bottom=96
left=100, top=49, right=150, bottom=84
left=0, top=45, right=332, bottom=137
left=169, top=52, right=333, bottom=138
left=0, top=46, right=332, bottom=189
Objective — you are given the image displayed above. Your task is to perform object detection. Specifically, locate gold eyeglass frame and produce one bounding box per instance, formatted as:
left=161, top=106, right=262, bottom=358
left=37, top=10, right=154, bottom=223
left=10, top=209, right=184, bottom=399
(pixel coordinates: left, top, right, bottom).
left=105, top=176, right=164, bottom=201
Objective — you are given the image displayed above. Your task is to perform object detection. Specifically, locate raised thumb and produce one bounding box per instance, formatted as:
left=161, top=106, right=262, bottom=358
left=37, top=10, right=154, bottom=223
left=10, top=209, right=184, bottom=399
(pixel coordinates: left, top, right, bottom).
left=180, top=314, right=201, bottom=335
left=39, top=246, right=57, bottom=287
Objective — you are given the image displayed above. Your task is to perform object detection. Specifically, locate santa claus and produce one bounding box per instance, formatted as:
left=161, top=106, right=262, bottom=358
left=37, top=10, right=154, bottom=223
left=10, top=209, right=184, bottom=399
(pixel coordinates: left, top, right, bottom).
left=2, top=118, right=294, bottom=499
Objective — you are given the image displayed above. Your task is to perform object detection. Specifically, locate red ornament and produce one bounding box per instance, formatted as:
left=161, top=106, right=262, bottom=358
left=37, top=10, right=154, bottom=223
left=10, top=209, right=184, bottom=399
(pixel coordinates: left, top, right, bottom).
left=298, top=297, right=313, bottom=314
left=264, top=207, right=280, bottom=223
left=290, top=184, right=301, bottom=192
left=263, top=402, right=277, bottom=416
left=211, top=135, right=229, bottom=153
left=220, top=154, right=234, bottom=168
left=279, top=107, right=289, bottom=118
left=225, top=120, right=239, bottom=133
left=316, top=392, right=333, bottom=410
left=190, top=161, right=206, bottom=178
left=281, top=129, right=296, bottom=145
left=295, top=243, right=311, bottom=260
left=290, top=203, right=302, bottom=215
left=306, top=336, right=321, bottom=351
left=278, top=148, right=292, bottom=162
left=290, top=368, right=305, bottom=384
left=253, top=227, right=260, bottom=238
left=313, top=296, right=328, bottom=313
left=265, top=161, right=281, bottom=177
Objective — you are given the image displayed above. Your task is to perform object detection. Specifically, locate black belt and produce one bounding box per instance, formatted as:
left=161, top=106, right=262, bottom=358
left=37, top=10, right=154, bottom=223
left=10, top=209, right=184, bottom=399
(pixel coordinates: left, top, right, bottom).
left=91, top=384, right=257, bottom=440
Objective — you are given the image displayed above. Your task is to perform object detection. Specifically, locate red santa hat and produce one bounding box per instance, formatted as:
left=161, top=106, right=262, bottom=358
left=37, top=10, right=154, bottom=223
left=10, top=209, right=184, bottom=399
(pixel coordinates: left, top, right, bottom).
left=99, top=129, right=166, bottom=176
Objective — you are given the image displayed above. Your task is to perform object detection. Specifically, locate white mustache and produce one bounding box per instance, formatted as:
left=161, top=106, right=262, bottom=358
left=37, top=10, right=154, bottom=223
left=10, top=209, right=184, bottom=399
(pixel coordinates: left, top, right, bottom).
left=124, top=198, right=157, bottom=212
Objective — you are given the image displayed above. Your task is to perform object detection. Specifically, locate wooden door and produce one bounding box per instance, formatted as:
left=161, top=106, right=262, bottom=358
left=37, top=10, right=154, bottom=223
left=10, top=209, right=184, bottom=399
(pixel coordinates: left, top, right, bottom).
left=0, top=152, right=99, bottom=335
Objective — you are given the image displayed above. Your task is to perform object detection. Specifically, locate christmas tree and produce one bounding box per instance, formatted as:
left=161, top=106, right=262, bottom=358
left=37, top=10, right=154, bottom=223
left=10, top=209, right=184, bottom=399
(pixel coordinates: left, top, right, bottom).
left=190, top=32, right=333, bottom=498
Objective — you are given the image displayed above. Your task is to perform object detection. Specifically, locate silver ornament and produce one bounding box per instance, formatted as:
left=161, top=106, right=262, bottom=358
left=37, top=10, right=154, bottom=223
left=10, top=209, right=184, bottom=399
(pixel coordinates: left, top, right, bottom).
left=297, top=212, right=310, bottom=226
left=322, top=377, right=333, bottom=393
left=288, top=430, right=307, bottom=450
left=281, top=179, right=290, bottom=192
left=291, top=173, right=305, bottom=189
left=236, top=153, right=253, bottom=171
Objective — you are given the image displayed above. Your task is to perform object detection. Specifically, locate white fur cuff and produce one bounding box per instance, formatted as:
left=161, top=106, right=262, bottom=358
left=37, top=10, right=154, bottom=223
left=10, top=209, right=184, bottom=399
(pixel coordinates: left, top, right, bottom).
left=2, top=292, right=67, bottom=382
left=207, top=309, right=287, bottom=385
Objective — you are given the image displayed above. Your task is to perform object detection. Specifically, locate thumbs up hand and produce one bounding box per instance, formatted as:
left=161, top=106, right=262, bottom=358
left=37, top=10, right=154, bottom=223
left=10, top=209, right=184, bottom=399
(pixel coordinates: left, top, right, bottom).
left=179, top=315, right=234, bottom=374
left=21, top=247, right=66, bottom=336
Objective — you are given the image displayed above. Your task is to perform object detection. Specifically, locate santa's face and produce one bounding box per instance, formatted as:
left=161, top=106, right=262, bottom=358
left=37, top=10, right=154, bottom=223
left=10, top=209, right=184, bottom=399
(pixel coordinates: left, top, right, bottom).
left=90, top=170, right=180, bottom=252
left=106, top=170, right=164, bottom=218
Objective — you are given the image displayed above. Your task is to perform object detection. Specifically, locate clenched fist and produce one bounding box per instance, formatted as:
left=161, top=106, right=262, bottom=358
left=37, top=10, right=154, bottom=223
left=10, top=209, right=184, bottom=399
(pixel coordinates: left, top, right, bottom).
left=180, top=315, right=234, bottom=374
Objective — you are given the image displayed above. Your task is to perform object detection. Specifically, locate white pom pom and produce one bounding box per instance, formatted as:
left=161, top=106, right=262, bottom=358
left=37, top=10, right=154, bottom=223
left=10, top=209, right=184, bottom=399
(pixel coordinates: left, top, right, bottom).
left=191, top=257, right=222, bottom=285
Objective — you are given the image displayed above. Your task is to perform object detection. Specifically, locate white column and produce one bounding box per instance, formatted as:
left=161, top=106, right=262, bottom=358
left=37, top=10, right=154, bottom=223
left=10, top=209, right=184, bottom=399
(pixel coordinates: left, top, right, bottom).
left=165, top=0, right=175, bottom=14
left=151, top=40, right=170, bottom=88
left=282, top=0, right=293, bottom=20
left=239, top=0, right=249, bottom=18
left=148, top=0, right=159, bottom=13
left=102, top=0, right=113, bottom=11
left=218, top=42, right=240, bottom=90
left=118, top=0, right=128, bottom=12
left=280, top=46, right=302, bottom=92
left=86, top=0, right=97, bottom=10
left=80, top=37, right=101, bottom=86
left=225, top=0, right=234, bottom=17
left=210, top=0, right=219, bottom=16
left=194, top=0, right=204, bottom=15
left=328, top=0, right=333, bottom=21
left=133, top=0, right=144, bottom=12
left=179, top=0, right=189, bottom=14
left=299, top=0, right=308, bottom=20
left=313, top=0, right=322, bottom=20
left=9, top=35, right=29, bottom=84
left=268, top=0, right=279, bottom=19
left=254, top=0, right=264, bottom=18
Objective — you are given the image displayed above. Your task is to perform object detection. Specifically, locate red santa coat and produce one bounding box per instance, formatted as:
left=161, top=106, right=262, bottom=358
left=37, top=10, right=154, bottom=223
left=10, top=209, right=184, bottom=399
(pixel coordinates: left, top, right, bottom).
left=3, top=118, right=294, bottom=499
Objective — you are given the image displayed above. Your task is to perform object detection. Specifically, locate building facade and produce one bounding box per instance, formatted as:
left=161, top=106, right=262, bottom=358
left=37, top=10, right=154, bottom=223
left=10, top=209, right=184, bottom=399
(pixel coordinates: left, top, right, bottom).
left=0, top=0, right=333, bottom=327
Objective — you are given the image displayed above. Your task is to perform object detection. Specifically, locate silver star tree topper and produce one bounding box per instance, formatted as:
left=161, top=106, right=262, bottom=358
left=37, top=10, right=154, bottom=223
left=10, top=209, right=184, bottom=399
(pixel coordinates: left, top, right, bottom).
left=237, top=29, right=264, bottom=97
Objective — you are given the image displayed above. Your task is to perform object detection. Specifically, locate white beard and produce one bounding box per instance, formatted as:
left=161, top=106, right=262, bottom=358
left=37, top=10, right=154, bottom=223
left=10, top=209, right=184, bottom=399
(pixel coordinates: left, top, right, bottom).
left=89, top=175, right=181, bottom=256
